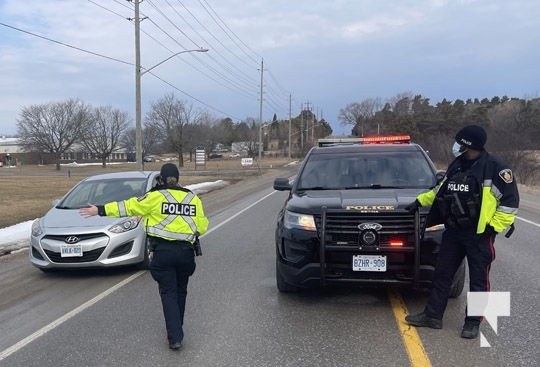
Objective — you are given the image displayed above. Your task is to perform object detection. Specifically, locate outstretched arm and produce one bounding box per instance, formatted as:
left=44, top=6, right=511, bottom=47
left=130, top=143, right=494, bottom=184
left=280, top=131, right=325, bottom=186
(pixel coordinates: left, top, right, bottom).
left=80, top=204, right=98, bottom=218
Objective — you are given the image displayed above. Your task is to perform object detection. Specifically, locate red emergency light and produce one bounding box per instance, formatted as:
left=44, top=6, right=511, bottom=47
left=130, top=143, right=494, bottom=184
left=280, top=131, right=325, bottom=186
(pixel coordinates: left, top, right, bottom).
left=390, top=240, right=404, bottom=247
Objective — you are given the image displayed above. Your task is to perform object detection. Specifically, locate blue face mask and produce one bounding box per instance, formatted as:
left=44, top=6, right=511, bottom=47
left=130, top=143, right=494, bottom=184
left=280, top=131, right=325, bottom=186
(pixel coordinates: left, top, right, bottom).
left=452, top=142, right=466, bottom=157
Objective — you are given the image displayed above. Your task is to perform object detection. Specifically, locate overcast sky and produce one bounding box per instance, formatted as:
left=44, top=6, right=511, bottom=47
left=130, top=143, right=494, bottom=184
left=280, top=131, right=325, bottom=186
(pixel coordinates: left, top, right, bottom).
left=1, top=0, right=539, bottom=137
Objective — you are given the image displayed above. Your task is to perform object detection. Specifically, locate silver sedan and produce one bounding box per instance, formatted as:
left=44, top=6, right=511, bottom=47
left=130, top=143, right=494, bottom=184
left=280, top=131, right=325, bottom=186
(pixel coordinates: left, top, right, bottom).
left=29, top=171, right=159, bottom=272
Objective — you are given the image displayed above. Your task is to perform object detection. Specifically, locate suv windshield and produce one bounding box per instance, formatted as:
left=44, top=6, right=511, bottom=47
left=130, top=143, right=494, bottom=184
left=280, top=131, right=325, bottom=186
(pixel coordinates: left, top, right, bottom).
left=297, top=151, right=436, bottom=190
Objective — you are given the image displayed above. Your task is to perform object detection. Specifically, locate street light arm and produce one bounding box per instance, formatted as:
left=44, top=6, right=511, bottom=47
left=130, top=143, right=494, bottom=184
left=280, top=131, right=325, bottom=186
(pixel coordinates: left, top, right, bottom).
left=140, top=48, right=209, bottom=76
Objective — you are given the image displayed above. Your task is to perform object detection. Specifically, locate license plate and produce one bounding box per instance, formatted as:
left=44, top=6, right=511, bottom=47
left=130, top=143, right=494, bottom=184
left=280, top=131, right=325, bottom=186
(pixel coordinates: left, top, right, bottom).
left=61, top=244, right=83, bottom=257
left=352, top=255, right=386, bottom=272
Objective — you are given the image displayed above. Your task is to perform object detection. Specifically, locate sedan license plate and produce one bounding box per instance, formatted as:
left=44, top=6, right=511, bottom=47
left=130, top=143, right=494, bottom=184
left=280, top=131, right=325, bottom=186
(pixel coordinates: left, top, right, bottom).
left=352, top=255, right=386, bottom=272
left=61, top=244, right=83, bottom=257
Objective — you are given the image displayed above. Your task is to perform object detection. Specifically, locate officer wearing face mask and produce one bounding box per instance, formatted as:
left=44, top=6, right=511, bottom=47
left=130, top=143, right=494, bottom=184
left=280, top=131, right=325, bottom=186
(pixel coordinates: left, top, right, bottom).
left=403, top=125, right=519, bottom=339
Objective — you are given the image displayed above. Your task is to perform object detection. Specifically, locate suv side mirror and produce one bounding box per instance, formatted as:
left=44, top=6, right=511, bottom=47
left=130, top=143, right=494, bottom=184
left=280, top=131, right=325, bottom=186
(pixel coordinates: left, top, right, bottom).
left=436, top=171, right=446, bottom=184
left=274, top=178, right=292, bottom=191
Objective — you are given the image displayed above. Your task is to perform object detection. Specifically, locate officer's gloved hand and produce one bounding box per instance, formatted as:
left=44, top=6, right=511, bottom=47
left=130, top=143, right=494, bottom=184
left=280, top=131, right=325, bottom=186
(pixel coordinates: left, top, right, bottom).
left=404, top=199, right=421, bottom=214
left=484, top=224, right=497, bottom=237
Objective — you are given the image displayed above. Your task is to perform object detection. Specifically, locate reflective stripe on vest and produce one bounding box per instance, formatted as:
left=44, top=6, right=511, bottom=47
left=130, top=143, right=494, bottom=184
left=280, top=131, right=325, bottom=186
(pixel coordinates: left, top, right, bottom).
left=118, top=201, right=127, bottom=217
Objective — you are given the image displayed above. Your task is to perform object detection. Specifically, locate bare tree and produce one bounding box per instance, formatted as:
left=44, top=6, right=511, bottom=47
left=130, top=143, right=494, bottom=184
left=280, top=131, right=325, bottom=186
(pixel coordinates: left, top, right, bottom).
left=338, top=97, right=383, bottom=136
left=123, top=123, right=164, bottom=163
left=82, top=106, right=131, bottom=168
left=16, top=99, right=90, bottom=170
left=235, top=118, right=260, bottom=158
left=145, top=93, right=201, bottom=167
left=182, top=112, right=221, bottom=162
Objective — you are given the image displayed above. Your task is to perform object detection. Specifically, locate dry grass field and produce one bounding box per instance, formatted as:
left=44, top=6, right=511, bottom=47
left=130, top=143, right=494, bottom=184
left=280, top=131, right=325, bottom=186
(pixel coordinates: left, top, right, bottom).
left=0, top=156, right=296, bottom=229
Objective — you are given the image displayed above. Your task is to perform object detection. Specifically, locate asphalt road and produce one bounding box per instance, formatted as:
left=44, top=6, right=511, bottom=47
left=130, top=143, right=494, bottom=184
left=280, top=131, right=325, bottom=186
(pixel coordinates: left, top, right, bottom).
left=1, top=167, right=539, bottom=366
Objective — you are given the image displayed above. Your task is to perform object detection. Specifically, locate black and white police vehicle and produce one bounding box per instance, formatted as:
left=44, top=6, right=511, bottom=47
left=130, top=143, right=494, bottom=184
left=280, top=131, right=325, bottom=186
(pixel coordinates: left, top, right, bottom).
left=273, top=136, right=465, bottom=295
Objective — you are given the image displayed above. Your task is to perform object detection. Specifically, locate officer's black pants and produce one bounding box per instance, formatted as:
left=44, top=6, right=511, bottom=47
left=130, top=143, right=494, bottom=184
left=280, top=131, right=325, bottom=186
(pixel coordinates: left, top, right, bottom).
left=149, top=240, right=196, bottom=344
left=424, top=228, right=496, bottom=325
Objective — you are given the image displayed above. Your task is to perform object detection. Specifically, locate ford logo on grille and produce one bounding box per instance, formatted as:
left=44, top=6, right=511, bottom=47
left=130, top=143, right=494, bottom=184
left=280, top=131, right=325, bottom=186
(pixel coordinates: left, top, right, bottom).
left=358, top=223, right=382, bottom=231
left=65, top=236, right=80, bottom=244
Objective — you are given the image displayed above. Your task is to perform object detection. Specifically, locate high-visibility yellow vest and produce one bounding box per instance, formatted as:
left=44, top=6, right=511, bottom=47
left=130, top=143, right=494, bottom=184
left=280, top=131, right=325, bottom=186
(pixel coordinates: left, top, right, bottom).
left=104, top=187, right=208, bottom=243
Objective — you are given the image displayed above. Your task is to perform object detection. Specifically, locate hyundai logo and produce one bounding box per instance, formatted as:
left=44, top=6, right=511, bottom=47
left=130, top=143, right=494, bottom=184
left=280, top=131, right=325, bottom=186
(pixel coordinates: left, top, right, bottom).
left=358, top=222, right=382, bottom=231
left=65, top=236, right=80, bottom=244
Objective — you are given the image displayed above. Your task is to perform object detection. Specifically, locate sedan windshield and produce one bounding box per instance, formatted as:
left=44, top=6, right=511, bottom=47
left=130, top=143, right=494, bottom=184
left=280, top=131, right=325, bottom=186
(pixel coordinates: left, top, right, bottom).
left=59, top=178, right=148, bottom=209
left=297, top=151, right=436, bottom=190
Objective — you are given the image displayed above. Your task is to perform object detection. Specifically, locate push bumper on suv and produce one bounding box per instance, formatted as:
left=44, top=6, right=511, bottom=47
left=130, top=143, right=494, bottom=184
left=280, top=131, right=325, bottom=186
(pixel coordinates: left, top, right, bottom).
left=276, top=209, right=441, bottom=290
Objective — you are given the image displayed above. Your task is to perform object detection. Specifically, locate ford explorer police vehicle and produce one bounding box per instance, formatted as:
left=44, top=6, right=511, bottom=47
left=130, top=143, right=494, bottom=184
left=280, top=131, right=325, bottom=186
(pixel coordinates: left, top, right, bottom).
left=273, top=136, right=465, bottom=295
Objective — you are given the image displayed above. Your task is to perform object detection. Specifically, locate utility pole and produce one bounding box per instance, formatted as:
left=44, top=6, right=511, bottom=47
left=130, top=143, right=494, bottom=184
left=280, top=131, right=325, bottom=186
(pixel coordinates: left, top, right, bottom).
left=300, top=103, right=304, bottom=149
left=306, top=101, right=313, bottom=143
left=258, top=59, right=263, bottom=173
left=131, top=1, right=207, bottom=171
left=311, top=105, right=315, bottom=142
left=288, top=94, right=292, bottom=159
left=134, top=0, right=143, bottom=171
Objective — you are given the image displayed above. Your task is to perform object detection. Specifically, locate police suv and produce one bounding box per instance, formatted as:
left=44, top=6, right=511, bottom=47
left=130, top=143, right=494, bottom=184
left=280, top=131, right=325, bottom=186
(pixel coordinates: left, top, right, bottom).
left=273, top=136, right=465, bottom=295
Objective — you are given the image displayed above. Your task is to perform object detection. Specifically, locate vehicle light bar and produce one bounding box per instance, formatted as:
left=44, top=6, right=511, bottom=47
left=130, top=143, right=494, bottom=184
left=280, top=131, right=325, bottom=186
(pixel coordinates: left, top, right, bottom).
left=318, top=136, right=411, bottom=147
left=318, top=138, right=363, bottom=147
left=361, top=135, right=411, bottom=144
left=390, top=240, right=404, bottom=247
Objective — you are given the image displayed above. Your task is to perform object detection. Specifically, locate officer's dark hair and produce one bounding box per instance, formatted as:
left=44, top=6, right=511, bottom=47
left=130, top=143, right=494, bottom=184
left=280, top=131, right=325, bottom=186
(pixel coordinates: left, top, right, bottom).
left=164, top=176, right=179, bottom=189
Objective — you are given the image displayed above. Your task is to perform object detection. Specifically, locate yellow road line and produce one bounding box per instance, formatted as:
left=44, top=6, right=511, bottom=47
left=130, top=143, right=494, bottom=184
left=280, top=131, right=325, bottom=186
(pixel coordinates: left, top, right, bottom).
left=388, top=289, right=432, bottom=367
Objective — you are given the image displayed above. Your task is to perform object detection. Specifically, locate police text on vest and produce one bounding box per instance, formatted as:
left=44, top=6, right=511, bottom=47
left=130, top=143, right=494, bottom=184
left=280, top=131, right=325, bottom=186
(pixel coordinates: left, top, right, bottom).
left=447, top=183, right=469, bottom=192
left=162, top=203, right=196, bottom=216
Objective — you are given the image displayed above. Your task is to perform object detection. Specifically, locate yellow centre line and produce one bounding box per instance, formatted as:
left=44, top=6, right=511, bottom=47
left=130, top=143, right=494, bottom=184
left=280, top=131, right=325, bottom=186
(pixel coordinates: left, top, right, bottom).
left=388, top=289, right=432, bottom=367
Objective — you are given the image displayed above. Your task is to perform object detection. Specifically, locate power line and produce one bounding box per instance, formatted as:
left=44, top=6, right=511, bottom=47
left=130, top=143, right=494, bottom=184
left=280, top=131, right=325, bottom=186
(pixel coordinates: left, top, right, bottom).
left=147, top=71, right=243, bottom=120
left=0, top=22, right=135, bottom=67
left=199, top=0, right=261, bottom=64
left=146, top=0, right=202, bottom=48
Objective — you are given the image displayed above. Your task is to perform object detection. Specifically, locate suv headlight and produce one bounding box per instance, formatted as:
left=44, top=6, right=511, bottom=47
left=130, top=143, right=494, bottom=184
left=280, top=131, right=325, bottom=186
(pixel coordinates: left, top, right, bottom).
left=284, top=210, right=316, bottom=231
left=109, top=216, right=142, bottom=234
left=31, top=219, right=43, bottom=237
left=425, top=224, right=445, bottom=232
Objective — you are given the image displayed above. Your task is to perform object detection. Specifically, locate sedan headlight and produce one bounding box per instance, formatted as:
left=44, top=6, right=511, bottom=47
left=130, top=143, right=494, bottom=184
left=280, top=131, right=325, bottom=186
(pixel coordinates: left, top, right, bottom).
left=109, top=216, right=142, bottom=234
left=284, top=210, right=316, bottom=231
left=31, top=219, right=43, bottom=237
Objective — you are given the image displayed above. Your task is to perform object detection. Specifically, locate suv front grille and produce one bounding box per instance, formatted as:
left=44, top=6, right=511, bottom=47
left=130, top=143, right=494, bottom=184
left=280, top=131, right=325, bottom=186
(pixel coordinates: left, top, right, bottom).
left=315, top=211, right=426, bottom=247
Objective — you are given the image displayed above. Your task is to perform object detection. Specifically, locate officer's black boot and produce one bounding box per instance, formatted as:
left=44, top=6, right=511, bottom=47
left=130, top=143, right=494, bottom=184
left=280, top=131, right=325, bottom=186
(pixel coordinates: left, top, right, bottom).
left=405, top=312, right=443, bottom=329
left=461, top=322, right=479, bottom=339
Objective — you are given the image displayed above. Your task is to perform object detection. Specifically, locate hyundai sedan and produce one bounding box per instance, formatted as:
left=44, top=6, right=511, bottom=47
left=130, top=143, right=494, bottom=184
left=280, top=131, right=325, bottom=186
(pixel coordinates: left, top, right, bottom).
left=30, top=171, right=159, bottom=272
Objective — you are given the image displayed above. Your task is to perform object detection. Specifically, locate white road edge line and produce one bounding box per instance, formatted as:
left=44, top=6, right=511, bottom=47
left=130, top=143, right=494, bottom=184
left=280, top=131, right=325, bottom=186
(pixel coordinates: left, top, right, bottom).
left=515, top=216, right=540, bottom=228
left=0, top=270, right=146, bottom=362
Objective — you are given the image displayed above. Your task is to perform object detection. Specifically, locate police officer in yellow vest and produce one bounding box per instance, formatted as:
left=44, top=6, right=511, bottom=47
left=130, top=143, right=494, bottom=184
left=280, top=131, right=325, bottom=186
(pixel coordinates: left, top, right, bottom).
left=404, top=125, right=519, bottom=339
left=80, top=163, right=208, bottom=349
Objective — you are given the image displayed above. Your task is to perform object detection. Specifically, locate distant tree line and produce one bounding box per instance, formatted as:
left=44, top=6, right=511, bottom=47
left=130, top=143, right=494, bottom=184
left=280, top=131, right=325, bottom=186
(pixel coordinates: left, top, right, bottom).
left=16, top=93, right=332, bottom=170
left=18, top=90, right=537, bottom=183
left=339, top=92, right=540, bottom=184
